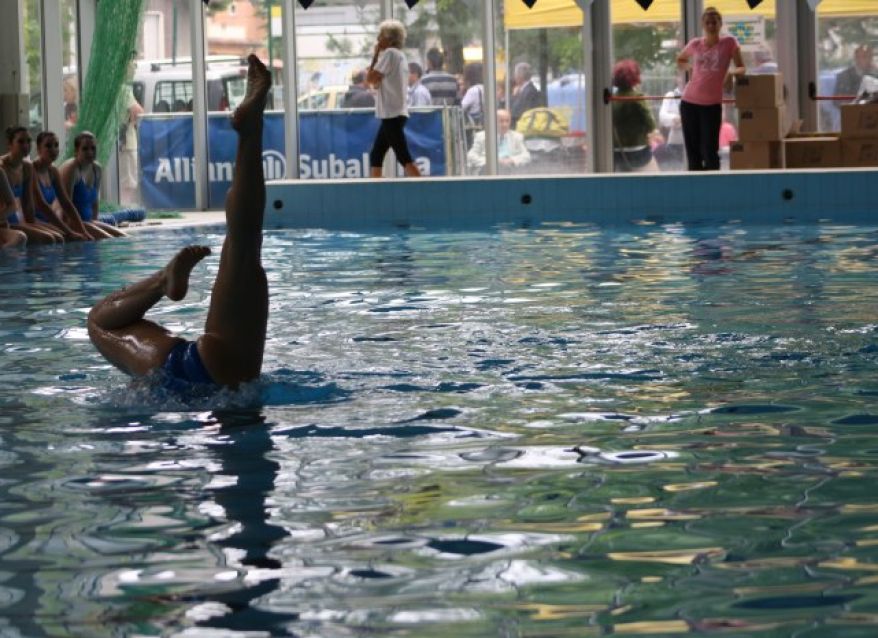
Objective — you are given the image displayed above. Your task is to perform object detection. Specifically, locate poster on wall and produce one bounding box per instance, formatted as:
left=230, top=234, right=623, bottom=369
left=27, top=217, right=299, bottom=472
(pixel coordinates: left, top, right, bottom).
left=725, top=15, right=765, bottom=52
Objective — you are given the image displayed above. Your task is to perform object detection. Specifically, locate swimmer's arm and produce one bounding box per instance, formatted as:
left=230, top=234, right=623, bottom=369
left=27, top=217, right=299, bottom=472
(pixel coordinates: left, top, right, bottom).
left=92, top=163, right=102, bottom=221
left=46, top=166, right=89, bottom=238
left=0, top=169, right=14, bottom=219
left=366, top=45, right=384, bottom=87
left=730, top=47, right=746, bottom=75
left=50, top=166, right=89, bottom=235
left=19, top=163, right=38, bottom=224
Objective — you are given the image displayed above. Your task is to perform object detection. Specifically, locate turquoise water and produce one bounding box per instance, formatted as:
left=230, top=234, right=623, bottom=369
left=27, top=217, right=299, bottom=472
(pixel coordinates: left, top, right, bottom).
left=1, top=223, right=877, bottom=637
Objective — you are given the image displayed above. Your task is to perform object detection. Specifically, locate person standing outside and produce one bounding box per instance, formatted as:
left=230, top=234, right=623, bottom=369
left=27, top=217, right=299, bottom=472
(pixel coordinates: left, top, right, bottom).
left=510, top=62, right=544, bottom=128
left=421, top=48, right=458, bottom=106
left=835, top=45, right=875, bottom=100
left=119, top=53, right=145, bottom=206
left=341, top=69, right=376, bottom=108
left=366, top=20, right=421, bottom=178
left=676, top=6, right=745, bottom=171
left=407, top=62, right=432, bottom=107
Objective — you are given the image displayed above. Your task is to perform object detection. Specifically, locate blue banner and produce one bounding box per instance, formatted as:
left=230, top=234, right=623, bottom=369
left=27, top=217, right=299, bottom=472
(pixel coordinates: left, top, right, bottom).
left=139, top=110, right=446, bottom=210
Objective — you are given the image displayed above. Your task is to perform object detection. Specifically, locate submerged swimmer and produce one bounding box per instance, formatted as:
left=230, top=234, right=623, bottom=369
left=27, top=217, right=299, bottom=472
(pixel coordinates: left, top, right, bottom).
left=87, top=54, right=272, bottom=389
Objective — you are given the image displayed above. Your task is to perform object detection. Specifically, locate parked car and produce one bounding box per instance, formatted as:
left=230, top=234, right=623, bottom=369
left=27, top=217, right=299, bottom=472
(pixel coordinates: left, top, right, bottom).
left=297, top=85, right=349, bottom=110
left=131, top=56, right=247, bottom=113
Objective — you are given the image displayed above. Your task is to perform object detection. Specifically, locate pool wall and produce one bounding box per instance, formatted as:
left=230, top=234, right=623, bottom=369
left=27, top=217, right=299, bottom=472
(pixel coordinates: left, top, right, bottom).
left=264, top=169, right=876, bottom=230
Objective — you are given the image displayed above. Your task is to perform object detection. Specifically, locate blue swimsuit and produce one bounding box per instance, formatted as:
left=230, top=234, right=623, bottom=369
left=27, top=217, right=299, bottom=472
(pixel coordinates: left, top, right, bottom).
left=7, top=182, right=22, bottom=225
left=161, top=340, right=216, bottom=390
left=35, top=179, right=56, bottom=223
left=71, top=176, right=97, bottom=222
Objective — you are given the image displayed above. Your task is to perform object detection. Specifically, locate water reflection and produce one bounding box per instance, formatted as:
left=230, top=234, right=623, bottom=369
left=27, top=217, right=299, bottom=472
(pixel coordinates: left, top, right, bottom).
left=198, top=409, right=296, bottom=633
left=1, top=225, right=878, bottom=635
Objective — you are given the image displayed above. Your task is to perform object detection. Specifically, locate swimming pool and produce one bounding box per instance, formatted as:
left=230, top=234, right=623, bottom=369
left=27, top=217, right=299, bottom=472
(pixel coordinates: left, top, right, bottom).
left=1, top=222, right=877, bottom=636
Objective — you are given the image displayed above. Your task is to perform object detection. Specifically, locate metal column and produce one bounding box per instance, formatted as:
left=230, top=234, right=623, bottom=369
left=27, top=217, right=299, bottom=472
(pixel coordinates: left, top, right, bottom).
left=480, top=0, right=498, bottom=175
left=40, top=0, right=65, bottom=150
left=280, top=0, right=300, bottom=179
left=190, top=0, right=209, bottom=210
left=0, top=0, right=27, bottom=129
left=584, top=0, right=612, bottom=173
left=776, top=0, right=818, bottom=131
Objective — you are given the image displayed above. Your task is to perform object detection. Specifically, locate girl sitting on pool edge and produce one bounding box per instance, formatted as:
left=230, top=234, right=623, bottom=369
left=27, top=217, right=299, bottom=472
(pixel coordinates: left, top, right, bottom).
left=87, top=54, right=273, bottom=390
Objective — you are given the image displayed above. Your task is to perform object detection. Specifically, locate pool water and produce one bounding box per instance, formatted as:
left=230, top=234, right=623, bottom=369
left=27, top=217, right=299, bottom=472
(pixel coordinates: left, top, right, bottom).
left=1, top=223, right=877, bottom=637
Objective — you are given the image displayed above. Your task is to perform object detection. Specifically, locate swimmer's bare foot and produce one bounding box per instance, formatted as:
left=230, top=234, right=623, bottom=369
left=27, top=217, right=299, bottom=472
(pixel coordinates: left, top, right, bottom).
left=231, top=54, right=272, bottom=133
left=164, top=245, right=211, bottom=301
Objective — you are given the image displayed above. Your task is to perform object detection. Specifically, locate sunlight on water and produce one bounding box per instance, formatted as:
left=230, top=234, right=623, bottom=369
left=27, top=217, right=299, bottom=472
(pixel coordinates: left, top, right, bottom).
left=0, top=223, right=877, bottom=636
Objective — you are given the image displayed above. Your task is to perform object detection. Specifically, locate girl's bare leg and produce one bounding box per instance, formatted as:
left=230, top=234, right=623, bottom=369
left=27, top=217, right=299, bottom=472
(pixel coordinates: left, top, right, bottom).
left=0, top=227, right=26, bottom=248
left=90, top=220, right=127, bottom=237
left=198, top=55, right=272, bottom=388
left=88, top=246, right=210, bottom=376
left=84, top=221, right=115, bottom=240
left=11, top=223, right=59, bottom=244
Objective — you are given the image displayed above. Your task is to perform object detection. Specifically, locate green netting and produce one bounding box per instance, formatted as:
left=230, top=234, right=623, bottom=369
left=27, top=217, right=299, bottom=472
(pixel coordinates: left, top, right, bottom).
left=66, top=0, right=146, bottom=164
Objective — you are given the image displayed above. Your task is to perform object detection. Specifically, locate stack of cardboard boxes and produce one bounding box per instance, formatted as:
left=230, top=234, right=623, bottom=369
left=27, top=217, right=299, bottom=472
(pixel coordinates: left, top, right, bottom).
left=730, top=74, right=785, bottom=170
left=730, top=72, right=878, bottom=170
left=840, top=101, right=878, bottom=167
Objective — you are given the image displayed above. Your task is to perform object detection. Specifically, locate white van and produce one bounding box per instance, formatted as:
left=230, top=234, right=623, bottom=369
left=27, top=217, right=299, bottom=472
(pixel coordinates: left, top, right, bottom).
left=132, top=56, right=248, bottom=113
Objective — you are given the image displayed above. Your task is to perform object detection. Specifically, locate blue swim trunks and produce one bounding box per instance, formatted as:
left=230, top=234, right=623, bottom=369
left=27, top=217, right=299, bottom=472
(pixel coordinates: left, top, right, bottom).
left=160, top=340, right=216, bottom=389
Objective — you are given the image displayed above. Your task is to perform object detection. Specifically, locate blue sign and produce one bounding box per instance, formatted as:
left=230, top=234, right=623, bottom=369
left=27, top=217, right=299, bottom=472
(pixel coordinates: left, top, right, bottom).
left=139, top=110, right=446, bottom=209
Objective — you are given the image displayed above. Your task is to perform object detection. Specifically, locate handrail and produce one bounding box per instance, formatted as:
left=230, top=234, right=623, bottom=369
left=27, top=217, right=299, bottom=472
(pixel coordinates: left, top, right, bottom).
left=807, top=81, right=856, bottom=102
left=602, top=88, right=735, bottom=104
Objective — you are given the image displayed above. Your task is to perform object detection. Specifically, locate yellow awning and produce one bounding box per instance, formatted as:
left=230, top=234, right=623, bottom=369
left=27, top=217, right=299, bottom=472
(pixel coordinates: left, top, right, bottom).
left=505, top=0, right=875, bottom=31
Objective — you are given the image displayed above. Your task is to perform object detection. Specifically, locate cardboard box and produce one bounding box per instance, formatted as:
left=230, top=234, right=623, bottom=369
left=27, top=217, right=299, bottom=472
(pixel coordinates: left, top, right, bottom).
left=784, top=137, right=842, bottom=168
left=738, top=106, right=786, bottom=142
left=840, top=103, right=878, bottom=138
left=729, top=141, right=784, bottom=170
left=842, top=138, right=878, bottom=167
left=735, top=74, right=784, bottom=108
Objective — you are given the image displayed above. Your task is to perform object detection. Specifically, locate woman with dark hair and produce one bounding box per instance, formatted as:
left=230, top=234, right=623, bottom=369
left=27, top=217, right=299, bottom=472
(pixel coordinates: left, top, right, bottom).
left=1, top=126, right=65, bottom=244
left=32, top=131, right=94, bottom=241
left=59, top=132, right=126, bottom=238
left=676, top=6, right=745, bottom=171
left=611, top=59, right=658, bottom=173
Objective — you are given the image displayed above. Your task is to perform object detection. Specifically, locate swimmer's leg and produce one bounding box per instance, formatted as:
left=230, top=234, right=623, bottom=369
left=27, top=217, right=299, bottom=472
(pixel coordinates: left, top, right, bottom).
left=0, top=227, right=26, bottom=248
left=11, top=223, right=60, bottom=245
left=89, top=220, right=127, bottom=238
left=199, top=54, right=271, bottom=388
left=88, top=246, right=210, bottom=376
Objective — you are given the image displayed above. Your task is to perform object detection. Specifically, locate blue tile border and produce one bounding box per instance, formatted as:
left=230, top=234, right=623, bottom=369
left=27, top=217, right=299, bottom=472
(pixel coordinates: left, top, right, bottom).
left=264, top=169, right=877, bottom=230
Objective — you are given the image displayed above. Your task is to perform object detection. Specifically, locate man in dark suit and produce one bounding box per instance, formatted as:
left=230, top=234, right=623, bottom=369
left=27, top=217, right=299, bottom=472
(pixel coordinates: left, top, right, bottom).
left=835, top=44, right=875, bottom=99
left=342, top=69, right=376, bottom=108
left=510, top=62, right=545, bottom=127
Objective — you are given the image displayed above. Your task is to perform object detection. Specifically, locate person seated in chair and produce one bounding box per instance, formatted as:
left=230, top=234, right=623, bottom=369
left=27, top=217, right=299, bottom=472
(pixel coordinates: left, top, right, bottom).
left=467, top=108, right=531, bottom=175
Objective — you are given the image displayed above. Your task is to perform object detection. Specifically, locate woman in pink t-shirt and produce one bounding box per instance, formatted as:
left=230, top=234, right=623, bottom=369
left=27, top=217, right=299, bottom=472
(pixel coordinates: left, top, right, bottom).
left=676, top=6, right=745, bottom=171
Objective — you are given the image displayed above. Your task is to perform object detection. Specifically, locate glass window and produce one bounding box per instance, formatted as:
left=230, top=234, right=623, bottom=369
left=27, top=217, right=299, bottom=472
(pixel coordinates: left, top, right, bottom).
left=62, top=0, right=79, bottom=142
left=294, top=0, right=382, bottom=178
left=205, top=0, right=273, bottom=205
left=499, top=0, right=587, bottom=175
left=133, top=0, right=195, bottom=210
left=611, top=0, right=681, bottom=173
left=816, top=0, right=878, bottom=132
left=393, top=0, right=474, bottom=176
